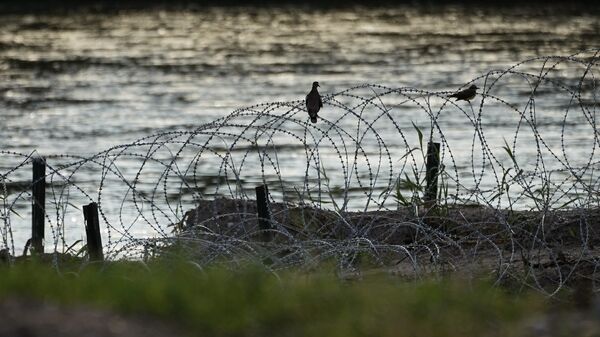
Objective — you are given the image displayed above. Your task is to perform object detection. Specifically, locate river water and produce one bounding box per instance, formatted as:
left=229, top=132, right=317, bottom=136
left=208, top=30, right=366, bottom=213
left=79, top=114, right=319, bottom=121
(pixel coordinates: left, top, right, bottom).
left=1, top=6, right=599, bottom=254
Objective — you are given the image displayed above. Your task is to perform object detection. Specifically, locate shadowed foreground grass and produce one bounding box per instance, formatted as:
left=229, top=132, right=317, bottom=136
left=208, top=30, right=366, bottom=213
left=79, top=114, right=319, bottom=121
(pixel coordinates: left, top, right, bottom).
left=0, top=262, right=543, bottom=337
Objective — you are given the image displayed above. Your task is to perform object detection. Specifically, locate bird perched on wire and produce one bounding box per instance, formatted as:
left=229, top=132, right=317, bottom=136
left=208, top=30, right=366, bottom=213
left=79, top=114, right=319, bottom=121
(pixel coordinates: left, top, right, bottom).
left=306, top=81, right=323, bottom=123
left=448, top=84, right=478, bottom=101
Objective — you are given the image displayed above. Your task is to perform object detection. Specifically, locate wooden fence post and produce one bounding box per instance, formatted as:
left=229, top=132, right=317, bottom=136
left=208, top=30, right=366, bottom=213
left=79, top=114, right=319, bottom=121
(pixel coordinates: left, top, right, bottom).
left=83, top=202, right=103, bottom=261
left=424, top=142, right=441, bottom=206
left=31, top=157, right=46, bottom=254
left=255, top=185, right=273, bottom=242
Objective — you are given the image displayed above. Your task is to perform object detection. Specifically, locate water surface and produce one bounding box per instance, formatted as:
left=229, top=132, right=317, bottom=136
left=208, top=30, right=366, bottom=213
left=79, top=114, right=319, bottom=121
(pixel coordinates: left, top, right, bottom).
left=1, top=6, right=599, bottom=253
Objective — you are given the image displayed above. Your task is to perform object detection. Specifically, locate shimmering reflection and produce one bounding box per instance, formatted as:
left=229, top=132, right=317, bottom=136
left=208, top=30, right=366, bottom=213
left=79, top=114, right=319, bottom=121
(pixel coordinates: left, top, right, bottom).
left=1, top=7, right=599, bottom=247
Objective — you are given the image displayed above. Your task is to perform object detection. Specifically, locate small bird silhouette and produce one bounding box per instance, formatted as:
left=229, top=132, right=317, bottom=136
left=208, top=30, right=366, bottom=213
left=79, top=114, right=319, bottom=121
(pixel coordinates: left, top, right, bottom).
left=306, top=81, right=323, bottom=123
left=448, top=84, right=478, bottom=101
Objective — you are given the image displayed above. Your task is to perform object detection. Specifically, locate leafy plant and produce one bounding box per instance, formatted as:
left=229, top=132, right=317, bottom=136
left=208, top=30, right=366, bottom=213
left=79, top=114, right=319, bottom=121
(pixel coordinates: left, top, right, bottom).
left=390, top=122, right=449, bottom=208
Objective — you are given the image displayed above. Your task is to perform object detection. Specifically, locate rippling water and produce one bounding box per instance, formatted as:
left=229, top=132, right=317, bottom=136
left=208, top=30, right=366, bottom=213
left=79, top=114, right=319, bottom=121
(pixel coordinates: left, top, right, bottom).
left=1, top=6, right=599, bottom=250
left=1, top=7, right=598, bottom=153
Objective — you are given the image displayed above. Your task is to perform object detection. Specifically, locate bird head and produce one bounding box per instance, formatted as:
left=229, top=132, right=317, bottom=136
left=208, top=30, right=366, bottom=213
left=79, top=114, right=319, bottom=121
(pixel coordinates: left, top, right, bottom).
left=312, top=81, right=320, bottom=88
left=469, top=85, right=479, bottom=89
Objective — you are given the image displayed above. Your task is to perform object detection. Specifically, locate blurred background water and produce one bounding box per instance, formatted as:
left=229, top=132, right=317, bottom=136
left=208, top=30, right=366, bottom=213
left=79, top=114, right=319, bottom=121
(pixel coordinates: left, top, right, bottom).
left=1, top=5, right=599, bottom=251
left=1, top=6, right=598, bottom=153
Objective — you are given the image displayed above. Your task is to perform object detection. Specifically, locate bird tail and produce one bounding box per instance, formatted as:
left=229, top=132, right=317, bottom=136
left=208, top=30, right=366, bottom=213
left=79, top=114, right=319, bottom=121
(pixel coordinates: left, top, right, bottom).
left=310, top=115, right=317, bottom=123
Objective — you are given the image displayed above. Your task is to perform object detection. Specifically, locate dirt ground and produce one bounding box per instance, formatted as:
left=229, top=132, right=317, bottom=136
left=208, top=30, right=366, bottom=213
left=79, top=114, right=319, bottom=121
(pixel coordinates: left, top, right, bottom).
left=1, top=296, right=599, bottom=337
left=0, top=298, right=185, bottom=337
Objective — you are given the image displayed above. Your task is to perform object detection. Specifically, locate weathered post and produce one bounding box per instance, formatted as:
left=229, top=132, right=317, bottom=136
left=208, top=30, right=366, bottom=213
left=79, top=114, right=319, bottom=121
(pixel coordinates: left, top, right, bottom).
left=255, top=185, right=273, bottom=242
left=424, top=142, right=441, bottom=206
left=83, top=202, right=103, bottom=262
left=31, top=156, right=46, bottom=254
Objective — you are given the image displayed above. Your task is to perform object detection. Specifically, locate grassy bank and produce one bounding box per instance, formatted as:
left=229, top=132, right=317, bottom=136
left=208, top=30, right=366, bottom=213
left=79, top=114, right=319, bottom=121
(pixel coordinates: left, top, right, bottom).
left=0, top=261, right=547, bottom=337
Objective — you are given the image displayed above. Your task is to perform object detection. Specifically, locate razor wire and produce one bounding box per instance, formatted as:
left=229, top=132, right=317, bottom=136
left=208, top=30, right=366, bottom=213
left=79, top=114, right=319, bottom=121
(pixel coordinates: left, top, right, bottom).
left=1, top=49, right=600, bottom=295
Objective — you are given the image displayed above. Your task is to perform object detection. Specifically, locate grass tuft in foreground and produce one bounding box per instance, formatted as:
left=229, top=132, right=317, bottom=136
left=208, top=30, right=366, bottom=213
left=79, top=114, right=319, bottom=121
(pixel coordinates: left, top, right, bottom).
left=0, top=261, right=544, bottom=337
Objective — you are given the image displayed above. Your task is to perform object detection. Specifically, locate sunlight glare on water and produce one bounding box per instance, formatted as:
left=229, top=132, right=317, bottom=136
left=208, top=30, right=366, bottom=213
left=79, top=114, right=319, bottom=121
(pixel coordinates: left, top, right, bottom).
left=1, top=6, right=599, bottom=247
